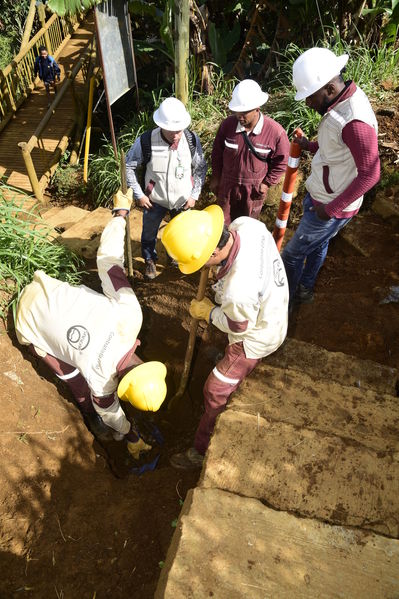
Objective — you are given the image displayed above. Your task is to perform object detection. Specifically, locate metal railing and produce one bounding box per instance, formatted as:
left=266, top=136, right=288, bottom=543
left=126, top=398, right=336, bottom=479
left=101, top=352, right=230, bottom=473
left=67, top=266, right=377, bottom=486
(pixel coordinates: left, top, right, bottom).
left=18, top=46, right=97, bottom=202
left=0, top=12, right=80, bottom=133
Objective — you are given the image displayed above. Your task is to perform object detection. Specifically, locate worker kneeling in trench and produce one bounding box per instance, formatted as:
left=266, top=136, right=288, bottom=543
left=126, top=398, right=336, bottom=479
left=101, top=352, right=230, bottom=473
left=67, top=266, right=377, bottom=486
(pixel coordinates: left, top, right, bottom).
left=14, top=191, right=167, bottom=461
left=162, top=205, right=289, bottom=469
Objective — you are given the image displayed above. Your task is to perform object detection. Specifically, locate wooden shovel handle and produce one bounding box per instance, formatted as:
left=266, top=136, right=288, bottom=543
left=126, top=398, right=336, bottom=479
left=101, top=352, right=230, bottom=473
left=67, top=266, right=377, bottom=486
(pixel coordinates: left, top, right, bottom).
left=120, top=149, right=134, bottom=280
left=170, top=266, right=210, bottom=404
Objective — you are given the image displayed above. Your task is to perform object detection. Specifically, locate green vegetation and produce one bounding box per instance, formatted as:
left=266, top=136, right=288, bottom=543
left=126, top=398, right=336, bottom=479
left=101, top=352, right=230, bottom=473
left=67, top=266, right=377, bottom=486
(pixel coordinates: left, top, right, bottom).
left=50, top=163, right=90, bottom=201
left=0, top=189, right=84, bottom=319
left=88, top=30, right=399, bottom=206
left=0, top=0, right=36, bottom=67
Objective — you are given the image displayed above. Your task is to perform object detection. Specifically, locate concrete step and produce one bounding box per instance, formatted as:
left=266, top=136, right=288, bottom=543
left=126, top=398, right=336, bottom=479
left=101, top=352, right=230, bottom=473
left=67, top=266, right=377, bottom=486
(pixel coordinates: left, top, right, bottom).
left=57, top=207, right=112, bottom=258
left=201, top=410, right=399, bottom=538
left=156, top=487, right=399, bottom=599
left=197, top=326, right=398, bottom=396
left=42, top=205, right=90, bottom=232
left=230, top=361, right=399, bottom=453
left=267, top=336, right=397, bottom=396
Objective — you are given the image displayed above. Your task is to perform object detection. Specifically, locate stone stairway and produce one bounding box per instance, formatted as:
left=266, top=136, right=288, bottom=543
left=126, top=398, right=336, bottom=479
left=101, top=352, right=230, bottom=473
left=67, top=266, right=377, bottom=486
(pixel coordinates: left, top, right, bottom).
left=155, top=335, right=399, bottom=597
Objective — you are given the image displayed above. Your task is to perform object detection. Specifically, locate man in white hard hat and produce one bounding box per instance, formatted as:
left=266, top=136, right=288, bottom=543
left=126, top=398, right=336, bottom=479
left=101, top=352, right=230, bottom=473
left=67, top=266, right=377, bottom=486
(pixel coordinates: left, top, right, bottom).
left=282, top=47, right=380, bottom=307
left=122, top=97, right=207, bottom=280
left=15, top=194, right=167, bottom=460
left=210, top=79, right=290, bottom=224
left=161, top=205, right=289, bottom=469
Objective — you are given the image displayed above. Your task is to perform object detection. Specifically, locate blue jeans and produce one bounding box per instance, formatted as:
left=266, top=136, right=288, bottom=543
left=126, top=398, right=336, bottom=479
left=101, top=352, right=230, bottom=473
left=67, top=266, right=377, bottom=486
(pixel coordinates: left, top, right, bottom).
left=282, top=194, right=351, bottom=302
left=141, top=203, right=169, bottom=262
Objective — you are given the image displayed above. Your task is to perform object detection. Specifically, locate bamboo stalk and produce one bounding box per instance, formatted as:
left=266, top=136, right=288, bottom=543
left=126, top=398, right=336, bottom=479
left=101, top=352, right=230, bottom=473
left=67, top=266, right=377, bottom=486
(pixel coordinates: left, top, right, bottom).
left=174, top=0, right=189, bottom=105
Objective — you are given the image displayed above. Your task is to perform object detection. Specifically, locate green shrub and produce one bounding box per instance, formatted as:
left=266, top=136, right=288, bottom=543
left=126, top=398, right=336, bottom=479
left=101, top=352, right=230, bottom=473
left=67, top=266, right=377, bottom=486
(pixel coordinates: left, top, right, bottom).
left=0, top=188, right=84, bottom=319
left=0, top=34, right=13, bottom=69
left=50, top=164, right=90, bottom=202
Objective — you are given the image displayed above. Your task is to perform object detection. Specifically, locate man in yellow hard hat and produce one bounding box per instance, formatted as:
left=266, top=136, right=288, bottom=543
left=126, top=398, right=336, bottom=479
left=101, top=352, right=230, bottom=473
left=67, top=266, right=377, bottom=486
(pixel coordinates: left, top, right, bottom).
left=15, top=193, right=167, bottom=460
left=162, top=206, right=289, bottom=469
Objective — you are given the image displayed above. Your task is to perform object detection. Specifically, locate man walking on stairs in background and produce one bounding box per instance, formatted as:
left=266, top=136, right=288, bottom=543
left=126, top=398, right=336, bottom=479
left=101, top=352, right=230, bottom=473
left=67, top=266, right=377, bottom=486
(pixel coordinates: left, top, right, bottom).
left=162, top=205, right=289, bottom=469
left=282, top=48, right=380, bottom=309
left=124, top=97, right=207, bottom=280
left=34, top=46, right=61, bottom=107
left=15, top=192, right=167, bottom=461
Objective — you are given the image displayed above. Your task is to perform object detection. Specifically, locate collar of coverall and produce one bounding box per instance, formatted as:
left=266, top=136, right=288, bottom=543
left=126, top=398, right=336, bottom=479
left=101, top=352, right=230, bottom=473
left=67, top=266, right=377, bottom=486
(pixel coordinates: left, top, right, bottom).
left=235, top=111, right=264, bottom=135
left=215, top=230, right=240, bottom=280
left=324, top=80, right=355, bottom=113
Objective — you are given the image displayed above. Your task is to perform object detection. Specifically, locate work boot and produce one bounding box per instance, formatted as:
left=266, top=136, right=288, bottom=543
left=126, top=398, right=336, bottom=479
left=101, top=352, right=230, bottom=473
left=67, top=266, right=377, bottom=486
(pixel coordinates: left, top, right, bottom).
left=170, top=447, right=204, bottom=470
left=294, top=284, right=314, bottom=304
left=85, top=413, right=114, bottom=441
left=167, top=254, right=178, bottom=268
left=144, top=259, right=157, bottom=280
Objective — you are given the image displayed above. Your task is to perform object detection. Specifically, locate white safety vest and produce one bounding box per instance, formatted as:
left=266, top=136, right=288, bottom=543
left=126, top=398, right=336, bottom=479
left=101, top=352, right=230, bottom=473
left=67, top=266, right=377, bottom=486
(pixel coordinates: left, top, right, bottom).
left=145, top=128, right=193, bottom=210
left=306, top=86, right=378, bottom=212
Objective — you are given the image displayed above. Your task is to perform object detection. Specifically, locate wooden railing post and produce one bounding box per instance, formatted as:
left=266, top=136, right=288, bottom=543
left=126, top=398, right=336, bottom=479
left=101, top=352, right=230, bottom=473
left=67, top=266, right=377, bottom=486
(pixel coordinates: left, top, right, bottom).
left=37, top=3, right=52, bottom=54
left=18, top=142, right=44, bottom=202
left=0, top=71, right=14, bottom=114
left=20, top=0, right=37, bottom=51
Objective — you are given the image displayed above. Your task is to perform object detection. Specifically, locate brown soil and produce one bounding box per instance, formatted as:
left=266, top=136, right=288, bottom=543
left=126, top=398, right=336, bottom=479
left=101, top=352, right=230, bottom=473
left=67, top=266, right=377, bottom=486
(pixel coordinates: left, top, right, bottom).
left=1, top=94, right=399, bottom=598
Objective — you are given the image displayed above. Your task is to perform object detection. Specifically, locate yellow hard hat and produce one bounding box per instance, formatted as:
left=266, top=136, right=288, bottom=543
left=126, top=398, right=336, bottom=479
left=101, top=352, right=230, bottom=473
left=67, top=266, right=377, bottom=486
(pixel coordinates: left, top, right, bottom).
left=117, top=361, right=167, bottom=411
left=161, top=205, right=224, bottom=274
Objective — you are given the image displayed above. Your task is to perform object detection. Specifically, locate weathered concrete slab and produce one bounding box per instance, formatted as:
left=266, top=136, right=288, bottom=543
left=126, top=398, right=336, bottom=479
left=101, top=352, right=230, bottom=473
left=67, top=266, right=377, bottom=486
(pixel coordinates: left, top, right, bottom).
left=201, top=410, right=399, bottom=537
left=231, top=362, right=399, bottom=452
left=266, top=337, right=398, bottom=395
left=58, top=207, right=112, bottom=258
left=42, top=205, right=89, bottom=231
left=155, top=487, right=399, bottom=599
left=372, top=187, right=399, bottom=221
left=199, top=325, right=398, bottom=396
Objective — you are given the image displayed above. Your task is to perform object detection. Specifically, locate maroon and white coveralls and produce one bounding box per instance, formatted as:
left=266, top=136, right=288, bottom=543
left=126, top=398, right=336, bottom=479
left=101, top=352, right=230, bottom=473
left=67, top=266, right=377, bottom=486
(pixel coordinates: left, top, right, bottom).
left=194, top=217, right=289, bottom=455
left=211, top=113, right=290, bottom=224
left=15, top=216, right=142, bottom=442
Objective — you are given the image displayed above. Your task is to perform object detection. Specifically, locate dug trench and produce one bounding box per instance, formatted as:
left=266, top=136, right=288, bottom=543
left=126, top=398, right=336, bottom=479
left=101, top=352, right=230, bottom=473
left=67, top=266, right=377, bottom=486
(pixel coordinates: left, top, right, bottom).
left=1, top=106, right=399, bottom=597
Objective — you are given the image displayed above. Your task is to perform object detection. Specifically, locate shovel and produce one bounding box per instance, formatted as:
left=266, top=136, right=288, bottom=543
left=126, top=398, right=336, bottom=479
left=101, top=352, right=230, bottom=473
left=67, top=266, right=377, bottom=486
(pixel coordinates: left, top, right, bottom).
left=120, top=149, right=134, bottom=283
left=168, top=266, right=210, bottom=410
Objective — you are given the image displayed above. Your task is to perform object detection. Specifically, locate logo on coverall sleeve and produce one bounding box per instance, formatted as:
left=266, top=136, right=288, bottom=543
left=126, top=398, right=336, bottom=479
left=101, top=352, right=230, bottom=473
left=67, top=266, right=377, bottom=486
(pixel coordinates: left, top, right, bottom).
left=67, top=325, right=90, bottom=350
left=273, top=259, right=285, bottom=287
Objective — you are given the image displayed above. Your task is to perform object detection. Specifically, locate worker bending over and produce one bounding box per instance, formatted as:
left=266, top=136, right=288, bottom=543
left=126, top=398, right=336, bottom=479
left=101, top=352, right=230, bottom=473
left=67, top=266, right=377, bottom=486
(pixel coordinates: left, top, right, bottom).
left=282, top=48, right=380, bottom=307
left=15, top=194, right=167, bottom=460
left=162, top=206, right=289, bottom=469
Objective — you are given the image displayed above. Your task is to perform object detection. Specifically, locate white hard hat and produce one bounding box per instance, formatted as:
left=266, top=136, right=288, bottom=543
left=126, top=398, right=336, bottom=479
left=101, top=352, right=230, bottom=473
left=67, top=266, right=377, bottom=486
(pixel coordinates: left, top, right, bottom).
left=153, top=97, right=191, bottom=131
left=293, top=47, right=349, bottom=101
left=228, top=79, right=269, bottom=112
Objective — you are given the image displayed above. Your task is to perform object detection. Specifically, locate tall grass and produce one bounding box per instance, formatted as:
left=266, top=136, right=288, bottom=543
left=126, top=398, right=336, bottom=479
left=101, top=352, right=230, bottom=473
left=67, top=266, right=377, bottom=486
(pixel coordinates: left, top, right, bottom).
left=0, top=190, right=84, bottom=320
left=267, top=36, right=399, bottom=138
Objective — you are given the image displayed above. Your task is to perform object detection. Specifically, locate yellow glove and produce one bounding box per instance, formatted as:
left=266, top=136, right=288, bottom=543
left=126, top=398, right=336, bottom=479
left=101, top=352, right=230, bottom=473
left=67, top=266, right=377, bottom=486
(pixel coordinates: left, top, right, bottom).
left=127, top=437, right=152, bottom=459
left=189, top=297, right=215, bottom=322
left=113, top=188, right=133, bottom=213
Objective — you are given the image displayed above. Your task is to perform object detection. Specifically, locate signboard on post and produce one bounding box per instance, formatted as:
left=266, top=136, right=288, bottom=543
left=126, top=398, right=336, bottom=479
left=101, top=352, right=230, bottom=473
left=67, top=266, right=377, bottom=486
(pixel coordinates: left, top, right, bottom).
left=95, top=0, right=138, bottom=106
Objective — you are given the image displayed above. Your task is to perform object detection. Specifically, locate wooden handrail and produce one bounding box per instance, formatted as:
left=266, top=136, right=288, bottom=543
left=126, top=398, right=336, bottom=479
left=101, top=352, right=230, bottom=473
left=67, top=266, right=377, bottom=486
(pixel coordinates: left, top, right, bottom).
left=3, top=15, right=59, bottom=77
left=19, top=46, right=97, bottom=202
left=0, top=12, right=80, bottom=133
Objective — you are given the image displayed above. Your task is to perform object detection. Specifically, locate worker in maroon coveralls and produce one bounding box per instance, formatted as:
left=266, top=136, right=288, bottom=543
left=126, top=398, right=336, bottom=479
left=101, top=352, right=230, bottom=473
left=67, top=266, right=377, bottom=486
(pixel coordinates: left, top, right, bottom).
left=210, top=79, right=290, bottom=225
